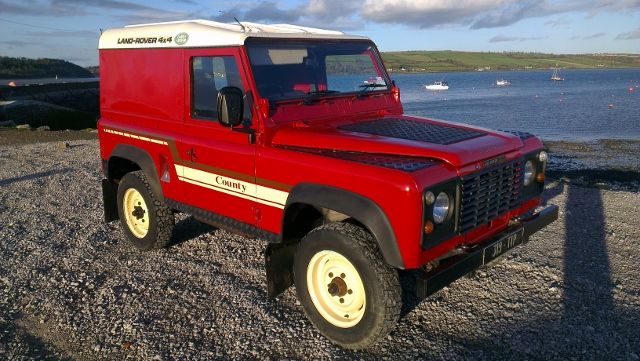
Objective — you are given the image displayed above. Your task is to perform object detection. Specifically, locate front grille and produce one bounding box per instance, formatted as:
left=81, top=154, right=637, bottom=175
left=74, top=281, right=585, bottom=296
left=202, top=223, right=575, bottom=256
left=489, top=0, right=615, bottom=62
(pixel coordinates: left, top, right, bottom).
left=339, top=119, right=487, bottom=145
left=459, top=159, right=523, bottom=233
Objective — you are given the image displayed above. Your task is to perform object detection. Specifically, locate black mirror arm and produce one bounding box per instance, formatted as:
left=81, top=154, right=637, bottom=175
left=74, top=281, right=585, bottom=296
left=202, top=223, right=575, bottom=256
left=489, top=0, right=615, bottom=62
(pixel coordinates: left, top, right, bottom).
left=231, top=127, right=257, bottom=144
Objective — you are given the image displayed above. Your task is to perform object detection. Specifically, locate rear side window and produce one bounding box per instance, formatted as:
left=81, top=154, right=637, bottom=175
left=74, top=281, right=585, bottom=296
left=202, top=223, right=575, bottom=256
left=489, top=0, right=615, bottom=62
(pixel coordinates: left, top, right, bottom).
left=191, top=56, right=244, bottom=119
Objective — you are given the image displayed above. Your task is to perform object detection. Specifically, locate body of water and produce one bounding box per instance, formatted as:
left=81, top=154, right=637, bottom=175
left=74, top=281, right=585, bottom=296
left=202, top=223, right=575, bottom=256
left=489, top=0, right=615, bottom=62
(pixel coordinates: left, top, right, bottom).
left=395, top=68, right=640, bottom=141
left=3, top=70, right=638, bottom=141
left=0, top=77, right=98, bottom=86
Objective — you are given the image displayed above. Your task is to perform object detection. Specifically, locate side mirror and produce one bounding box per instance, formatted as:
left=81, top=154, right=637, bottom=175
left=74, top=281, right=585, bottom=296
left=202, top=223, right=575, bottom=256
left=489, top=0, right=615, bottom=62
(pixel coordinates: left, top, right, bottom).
left=217, top=86, right=244, bottom=127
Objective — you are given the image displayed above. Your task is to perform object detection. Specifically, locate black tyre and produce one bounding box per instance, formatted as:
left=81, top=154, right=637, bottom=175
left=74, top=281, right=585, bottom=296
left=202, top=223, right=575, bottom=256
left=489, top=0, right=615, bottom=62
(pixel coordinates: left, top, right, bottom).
left=116, top=171, right=174, bottom=251
left=293, top=222, right=401, bottom=349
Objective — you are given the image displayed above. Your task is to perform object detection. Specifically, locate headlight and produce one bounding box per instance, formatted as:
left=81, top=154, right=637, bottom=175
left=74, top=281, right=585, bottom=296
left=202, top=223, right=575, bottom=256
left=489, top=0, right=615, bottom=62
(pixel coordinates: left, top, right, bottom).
left=433, top=192, right=451, bottom=224
left=538, top=151, right=547, bottom=162
left=424, top=191, right=435, bottom=205
left=524, top=160, right=535, bottom=186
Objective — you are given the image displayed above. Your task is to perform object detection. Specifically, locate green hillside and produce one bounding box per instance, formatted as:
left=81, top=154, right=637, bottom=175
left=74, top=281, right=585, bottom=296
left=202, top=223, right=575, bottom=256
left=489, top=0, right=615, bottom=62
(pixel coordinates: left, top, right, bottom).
left=1, top=52, right=637, bottom=80
left=380, top=51, right=639, bottom=73
left=0, top=56, right=94, bottom=79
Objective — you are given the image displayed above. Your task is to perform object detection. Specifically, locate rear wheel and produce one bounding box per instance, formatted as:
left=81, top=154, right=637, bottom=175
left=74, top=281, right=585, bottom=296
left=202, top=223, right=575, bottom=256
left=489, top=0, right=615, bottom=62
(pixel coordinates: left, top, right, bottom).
left=293, top=222, right=401, bottom=349
left=117, top=171, right=174, bottom=251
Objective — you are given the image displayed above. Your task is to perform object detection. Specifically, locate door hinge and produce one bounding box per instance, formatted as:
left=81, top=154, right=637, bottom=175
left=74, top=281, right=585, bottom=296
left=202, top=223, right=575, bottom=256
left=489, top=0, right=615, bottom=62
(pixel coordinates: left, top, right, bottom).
left=252, top=206, right=262, bottom=223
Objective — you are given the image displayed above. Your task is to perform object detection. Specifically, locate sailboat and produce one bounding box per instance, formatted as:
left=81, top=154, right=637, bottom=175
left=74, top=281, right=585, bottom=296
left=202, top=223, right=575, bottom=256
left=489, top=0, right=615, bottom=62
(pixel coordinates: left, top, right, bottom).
left=551, top=63, right=564, bottom=81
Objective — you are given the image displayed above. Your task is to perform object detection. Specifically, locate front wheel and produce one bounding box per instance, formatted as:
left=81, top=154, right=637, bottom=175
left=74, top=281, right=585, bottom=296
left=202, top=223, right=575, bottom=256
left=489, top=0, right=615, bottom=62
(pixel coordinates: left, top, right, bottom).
left=116, top=171, right=174, bottom=251
left=293, top=222, right=401, bottom=349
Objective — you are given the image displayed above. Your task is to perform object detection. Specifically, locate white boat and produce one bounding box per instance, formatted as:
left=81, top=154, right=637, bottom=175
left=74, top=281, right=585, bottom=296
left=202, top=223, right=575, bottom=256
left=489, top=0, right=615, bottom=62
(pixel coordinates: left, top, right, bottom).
left=551, top=63, right=564, bottom=81
left=364, top=76, right=384, bottom=85
left=496, top=79, right=511, bottom=86
left=425, top=80, right=449, bottom=91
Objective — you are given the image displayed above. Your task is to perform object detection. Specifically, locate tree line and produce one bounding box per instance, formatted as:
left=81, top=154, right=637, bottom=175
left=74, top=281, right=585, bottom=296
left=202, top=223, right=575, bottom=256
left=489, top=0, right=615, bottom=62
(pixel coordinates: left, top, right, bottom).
left=0, top=56, right=95, bottom=79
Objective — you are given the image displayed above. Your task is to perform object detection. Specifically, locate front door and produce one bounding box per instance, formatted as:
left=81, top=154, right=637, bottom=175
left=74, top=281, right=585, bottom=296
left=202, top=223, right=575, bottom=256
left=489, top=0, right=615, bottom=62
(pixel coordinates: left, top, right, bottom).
left=179, top=48, right=258, bottom=226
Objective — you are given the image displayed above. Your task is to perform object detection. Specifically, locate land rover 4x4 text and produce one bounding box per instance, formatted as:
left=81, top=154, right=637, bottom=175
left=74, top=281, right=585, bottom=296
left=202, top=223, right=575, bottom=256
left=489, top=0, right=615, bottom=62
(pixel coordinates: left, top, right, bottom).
left=98, top=20, right=558, bottom=349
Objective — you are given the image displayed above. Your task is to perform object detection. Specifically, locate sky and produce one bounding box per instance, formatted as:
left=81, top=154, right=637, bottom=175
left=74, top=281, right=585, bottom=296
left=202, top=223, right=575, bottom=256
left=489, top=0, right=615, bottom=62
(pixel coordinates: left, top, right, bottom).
left=1, top=0, right=639, bottom=67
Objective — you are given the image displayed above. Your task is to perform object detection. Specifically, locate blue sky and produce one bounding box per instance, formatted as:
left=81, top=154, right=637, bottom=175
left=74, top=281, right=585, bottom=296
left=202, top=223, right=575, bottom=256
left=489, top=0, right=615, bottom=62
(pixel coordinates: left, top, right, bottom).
left=1, top=0, right=639, bottom=67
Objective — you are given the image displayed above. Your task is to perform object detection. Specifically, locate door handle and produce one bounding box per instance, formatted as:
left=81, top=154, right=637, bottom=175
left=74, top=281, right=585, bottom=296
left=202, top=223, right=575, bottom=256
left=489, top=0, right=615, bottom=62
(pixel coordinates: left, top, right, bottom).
left=187, top=148, right=197, bottom=162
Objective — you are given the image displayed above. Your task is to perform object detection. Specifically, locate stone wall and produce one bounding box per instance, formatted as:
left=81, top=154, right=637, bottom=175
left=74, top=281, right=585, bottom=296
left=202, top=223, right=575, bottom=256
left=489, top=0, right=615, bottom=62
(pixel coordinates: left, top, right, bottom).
left=0, top=100, right=85, bottom=127
left=0, top=82, right=99, bottom=127
left=0, top=81, right=99, bottom=113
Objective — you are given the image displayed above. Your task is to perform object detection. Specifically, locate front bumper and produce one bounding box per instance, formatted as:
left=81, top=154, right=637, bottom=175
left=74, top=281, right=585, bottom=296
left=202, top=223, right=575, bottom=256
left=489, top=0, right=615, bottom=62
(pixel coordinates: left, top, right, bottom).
left=416, top=205, right=559, bottom=299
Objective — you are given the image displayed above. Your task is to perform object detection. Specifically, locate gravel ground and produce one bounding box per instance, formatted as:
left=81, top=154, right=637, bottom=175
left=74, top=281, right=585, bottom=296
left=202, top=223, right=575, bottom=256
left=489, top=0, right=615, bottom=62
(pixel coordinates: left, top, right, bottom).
left=1, top=132, right=639, bottom=360
left=0, top=128, right=98, bottom=147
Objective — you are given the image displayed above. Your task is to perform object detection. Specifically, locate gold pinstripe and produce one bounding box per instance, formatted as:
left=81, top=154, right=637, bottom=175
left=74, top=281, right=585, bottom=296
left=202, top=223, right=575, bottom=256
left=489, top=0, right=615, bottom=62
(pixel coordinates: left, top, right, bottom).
left=104, top=127, right=289, bottom=209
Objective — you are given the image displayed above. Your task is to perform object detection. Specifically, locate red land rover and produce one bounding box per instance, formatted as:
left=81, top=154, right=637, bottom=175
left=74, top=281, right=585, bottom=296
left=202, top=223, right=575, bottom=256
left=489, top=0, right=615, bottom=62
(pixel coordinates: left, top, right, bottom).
left=98, top=20, right=558, bottom=349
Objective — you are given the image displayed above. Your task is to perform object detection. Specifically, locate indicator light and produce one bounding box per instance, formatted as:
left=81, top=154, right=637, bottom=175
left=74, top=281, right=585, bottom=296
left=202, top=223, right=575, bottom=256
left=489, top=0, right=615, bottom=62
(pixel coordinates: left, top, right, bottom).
left=424, top=221, right=434, bottom=235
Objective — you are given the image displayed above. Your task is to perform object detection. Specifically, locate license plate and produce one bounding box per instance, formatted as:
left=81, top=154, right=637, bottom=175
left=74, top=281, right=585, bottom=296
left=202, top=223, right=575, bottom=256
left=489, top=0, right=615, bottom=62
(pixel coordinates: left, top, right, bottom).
left=483, top=229, right=525, bottom=264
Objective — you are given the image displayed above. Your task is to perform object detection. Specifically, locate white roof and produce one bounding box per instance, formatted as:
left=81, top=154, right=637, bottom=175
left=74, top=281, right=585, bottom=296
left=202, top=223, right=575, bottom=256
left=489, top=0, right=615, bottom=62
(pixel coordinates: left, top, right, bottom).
left=99, top=20, right=369, bottom=50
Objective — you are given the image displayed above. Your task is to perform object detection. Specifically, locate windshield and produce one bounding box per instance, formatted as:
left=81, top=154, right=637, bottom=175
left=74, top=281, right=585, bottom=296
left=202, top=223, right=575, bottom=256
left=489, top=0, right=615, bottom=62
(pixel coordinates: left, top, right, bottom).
left=246, top=40, right=389, bottom=101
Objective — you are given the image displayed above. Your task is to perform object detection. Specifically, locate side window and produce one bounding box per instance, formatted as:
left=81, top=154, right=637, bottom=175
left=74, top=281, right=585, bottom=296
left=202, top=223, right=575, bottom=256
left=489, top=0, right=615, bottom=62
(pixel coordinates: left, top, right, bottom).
left=191, top=56, right=249, bottom=121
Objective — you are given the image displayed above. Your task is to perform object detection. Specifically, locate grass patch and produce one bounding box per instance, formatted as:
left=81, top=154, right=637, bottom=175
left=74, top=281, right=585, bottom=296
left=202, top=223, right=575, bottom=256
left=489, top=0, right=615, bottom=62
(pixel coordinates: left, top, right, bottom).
left=381, top=51, right=639, bottom=72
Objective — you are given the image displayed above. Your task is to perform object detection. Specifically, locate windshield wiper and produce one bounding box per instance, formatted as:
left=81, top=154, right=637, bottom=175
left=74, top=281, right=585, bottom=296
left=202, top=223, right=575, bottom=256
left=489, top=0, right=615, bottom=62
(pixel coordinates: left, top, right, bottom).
left=356, top=83, right=387, bottom=99
left=302, top=90, right=341, bottom=105
left=306, top=90, right=340, bottom=96
left=358, top=83, right=386, bottom=90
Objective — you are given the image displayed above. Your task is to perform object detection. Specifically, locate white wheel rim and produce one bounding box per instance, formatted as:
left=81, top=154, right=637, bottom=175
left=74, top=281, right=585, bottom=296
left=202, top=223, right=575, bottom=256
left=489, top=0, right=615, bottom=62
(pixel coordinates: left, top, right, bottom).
left=122, top=188, right=149, bottom=238
left=306, top=250, right=366, bottom=328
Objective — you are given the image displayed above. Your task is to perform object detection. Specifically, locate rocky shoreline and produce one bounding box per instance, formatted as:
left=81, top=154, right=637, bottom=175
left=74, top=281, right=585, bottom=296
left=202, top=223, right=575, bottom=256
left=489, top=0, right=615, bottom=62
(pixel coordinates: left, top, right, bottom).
left=543, top=139, right=640, bottom=192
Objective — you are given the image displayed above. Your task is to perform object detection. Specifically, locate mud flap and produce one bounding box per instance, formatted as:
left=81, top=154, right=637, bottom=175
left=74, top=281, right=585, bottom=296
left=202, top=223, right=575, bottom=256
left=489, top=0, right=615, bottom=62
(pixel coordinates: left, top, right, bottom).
left=265, top=241, right=299, bottom=300
left=102, top=179, right=119, bottom=222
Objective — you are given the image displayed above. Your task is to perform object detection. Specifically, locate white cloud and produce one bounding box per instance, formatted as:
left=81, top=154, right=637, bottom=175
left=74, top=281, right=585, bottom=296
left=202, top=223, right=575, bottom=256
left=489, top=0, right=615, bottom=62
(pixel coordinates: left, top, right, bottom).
left=361, top=0, right=516, bottom=28
left=489, top=34, right=549, bottom=42
left=583, top=32, right=607, bottom=40
left=301, top=0, right=360, bottom=22
left=211, top=0, right=362, bottom=31
left=615, top=27, right=640, bottom=40
left=489, top=34, right=519, bottom=42
left=544, top=17, right=572, bottom=27
left=359, top=0, right=640, bottom=29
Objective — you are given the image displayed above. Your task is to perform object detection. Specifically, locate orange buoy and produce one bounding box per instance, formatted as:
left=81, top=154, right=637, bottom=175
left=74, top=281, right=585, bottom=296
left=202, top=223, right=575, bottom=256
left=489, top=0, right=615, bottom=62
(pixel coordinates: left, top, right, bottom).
left=629, top=88, right=634, bottom=92
left=535, top=95, right=539, bottom=98
left=558, top=99, right=563, bottom=103
left=609, top=104, right=614, bottom=108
